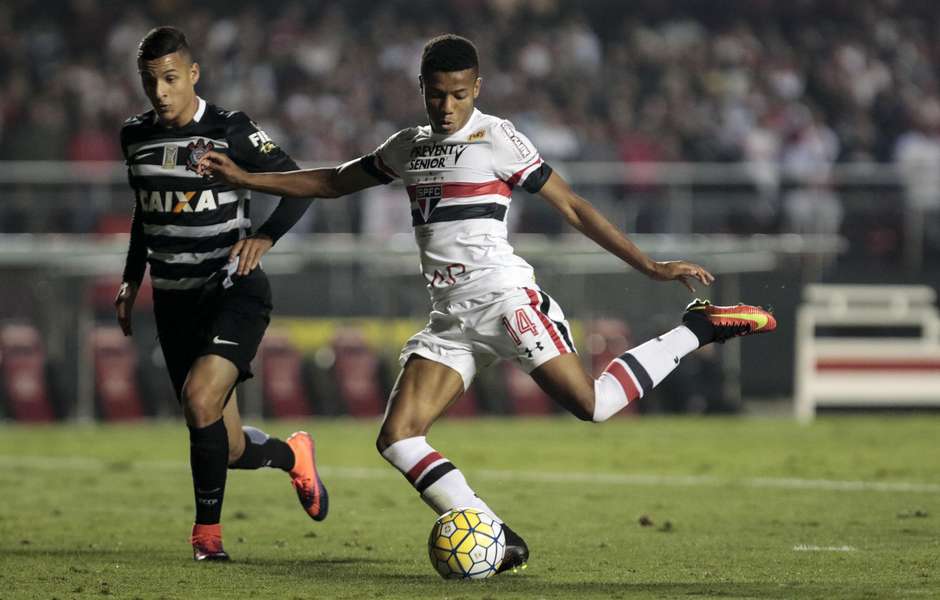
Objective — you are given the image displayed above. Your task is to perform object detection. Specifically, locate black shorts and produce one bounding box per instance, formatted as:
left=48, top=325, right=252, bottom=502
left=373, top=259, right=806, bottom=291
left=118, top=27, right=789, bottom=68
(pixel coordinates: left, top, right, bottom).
left=153, top=268, right=273, bottom=400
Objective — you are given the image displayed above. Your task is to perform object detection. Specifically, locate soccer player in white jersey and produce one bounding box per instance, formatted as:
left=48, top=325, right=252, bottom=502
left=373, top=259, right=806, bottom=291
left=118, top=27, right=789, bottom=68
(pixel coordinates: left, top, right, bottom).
left=198, top=34, right=776, bottom=574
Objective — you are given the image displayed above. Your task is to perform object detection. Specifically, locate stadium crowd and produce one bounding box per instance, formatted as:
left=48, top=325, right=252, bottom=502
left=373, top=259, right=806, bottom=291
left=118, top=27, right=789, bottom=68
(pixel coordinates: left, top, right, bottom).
left=0, top=0, right=938, bottom=245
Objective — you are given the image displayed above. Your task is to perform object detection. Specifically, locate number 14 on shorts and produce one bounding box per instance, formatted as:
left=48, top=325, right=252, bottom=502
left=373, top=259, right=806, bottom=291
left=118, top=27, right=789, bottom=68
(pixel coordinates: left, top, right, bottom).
left=501, top=309, right=539, bottom=345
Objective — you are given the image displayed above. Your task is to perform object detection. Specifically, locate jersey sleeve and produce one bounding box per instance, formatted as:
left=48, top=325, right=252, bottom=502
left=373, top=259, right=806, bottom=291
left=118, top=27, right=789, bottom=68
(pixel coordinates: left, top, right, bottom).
left=122, top=202, right=147, bottom=285
left=491, top=120, right=553, bottom=193
left=119, top=119, right=136, bottom=179
left=226, top=113, right=299, bottom=173
left=119, top=120, right=146, bottom=283
left=358, top=129, right=408, bottom=184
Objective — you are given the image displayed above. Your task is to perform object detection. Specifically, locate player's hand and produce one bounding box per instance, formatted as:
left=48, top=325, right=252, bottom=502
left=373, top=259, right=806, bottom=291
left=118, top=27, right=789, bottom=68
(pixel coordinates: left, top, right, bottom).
left=197, top=151, right=247, bottom=186
left=114, top=281, right=139, bottom=336
left=649, top=260, right=715, bottom=293
left=228, top=233, right=273, bottom=276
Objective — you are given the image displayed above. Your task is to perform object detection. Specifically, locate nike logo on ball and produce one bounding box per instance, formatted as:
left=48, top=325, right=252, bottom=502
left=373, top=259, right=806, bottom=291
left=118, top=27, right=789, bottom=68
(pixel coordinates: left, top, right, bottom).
left=212, top=336, right=239, bottom=346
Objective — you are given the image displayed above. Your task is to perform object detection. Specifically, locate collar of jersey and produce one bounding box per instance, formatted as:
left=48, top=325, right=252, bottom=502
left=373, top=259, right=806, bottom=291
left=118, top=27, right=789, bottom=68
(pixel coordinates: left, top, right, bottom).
left=192, top=97, right=207, bottom=123
left=154, top=97, right=207, bottom=129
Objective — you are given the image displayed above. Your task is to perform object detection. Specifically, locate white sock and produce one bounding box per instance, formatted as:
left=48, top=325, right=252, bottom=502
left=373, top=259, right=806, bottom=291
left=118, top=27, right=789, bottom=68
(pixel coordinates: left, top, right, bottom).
left=592, top=326, right=699, bottom=421
left=381, top=436, right=500, bottom=520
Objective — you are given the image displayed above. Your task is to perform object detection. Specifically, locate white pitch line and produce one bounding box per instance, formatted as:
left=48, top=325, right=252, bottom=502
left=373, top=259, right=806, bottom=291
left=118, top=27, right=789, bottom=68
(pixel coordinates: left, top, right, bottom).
left=793, top=544, right=858, bottom=552
left=1, top=455, right=939, bottom=494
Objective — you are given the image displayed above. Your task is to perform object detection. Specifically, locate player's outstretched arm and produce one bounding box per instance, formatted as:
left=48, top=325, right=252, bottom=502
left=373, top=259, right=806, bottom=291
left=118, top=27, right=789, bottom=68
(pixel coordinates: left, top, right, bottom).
left=537, top=171, right=714, bottom=292
left=197, top=151, right=380, bottom=198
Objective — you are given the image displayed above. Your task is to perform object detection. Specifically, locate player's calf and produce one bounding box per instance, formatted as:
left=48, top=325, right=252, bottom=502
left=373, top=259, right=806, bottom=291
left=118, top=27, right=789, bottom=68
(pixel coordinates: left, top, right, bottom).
left=528, top=353, right=596, bottom=421
left=228, top=426, right=295, bottom=470
left=590, top=299, right=776, bottom=421
left=381, top=436, right=500, bottom=519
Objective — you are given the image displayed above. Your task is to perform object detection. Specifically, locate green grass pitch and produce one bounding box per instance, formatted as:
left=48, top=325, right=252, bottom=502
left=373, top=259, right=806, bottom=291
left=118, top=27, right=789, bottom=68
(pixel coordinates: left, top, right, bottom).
left=1, top=416, right=938, bottom=599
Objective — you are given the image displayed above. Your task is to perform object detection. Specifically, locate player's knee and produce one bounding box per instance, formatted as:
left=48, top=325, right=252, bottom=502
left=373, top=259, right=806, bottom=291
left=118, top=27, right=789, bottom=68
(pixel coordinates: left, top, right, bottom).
left=181, top=380, right=224, bottom=425
left=376, top=420, right=424, bottom=453
left=572, top=401, right=594, bottom=421
left=562, top=389, right=595, bottom=422
left=376, top=427, right=405, bottom=454
left=376, top=428, right=398, bottom=454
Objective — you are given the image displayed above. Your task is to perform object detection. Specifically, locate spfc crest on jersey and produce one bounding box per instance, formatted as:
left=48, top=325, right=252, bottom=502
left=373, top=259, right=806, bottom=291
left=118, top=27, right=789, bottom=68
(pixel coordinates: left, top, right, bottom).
left=186, top=138, right=215, bottom=173
left=413, top=184, right=442, bottom=223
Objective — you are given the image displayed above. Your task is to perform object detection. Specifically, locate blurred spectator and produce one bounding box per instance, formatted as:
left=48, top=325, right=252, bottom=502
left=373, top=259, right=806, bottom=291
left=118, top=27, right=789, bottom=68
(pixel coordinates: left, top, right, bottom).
left=895, top=98, right=940, bottom=264
left=1, top=0, right=939, bottom=238
left=1, top=0, right=937, bottom=166
left=782, top=177, right=843, bottom=237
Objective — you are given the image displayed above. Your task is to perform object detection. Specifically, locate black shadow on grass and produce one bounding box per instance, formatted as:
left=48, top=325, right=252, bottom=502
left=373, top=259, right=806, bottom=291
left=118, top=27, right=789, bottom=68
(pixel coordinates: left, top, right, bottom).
left=1, top=548, right=166, bottom=559
left=232, top=556, right=394, bottom=577
left=239, top=557, right=390, bottom=567
left=362, top=576, right=864, bottom=599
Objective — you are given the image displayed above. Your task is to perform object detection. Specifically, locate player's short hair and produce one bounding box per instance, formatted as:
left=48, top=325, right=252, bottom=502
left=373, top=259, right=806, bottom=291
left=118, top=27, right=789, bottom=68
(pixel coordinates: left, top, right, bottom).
left=421, top=34, right=479, bottom=78
left=137, top=26, right=192, bottom=63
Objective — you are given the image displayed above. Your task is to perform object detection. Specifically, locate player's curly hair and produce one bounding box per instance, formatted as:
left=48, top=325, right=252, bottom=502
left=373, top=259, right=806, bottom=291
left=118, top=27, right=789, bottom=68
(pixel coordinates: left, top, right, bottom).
left=421, top=34, right=479, bottom=78
left=138, top=26, right=192, bottom=62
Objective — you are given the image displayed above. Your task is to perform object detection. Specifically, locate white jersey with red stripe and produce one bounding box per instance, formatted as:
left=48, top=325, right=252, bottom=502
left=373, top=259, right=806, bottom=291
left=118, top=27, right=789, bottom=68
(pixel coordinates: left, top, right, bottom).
left=362, top=109, right=552, bottom=305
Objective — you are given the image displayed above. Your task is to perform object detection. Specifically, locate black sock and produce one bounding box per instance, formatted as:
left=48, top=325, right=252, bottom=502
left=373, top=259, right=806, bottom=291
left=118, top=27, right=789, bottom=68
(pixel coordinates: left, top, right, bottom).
left=229, top=427, right=295, bottom=472
left=189, top=418, right=228, bottom=525
left=682, top=313, right=715, bottom=347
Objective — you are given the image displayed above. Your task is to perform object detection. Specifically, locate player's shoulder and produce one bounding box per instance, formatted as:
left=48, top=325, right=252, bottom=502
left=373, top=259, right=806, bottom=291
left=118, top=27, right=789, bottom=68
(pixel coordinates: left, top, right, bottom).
left=480, top=112, right=537, bottom=160
left=203, top=103, right=254, bottom=131
left=475, top=110, right=509, bottom=130
left=480, top=112, right=524, bottom=140
left=120, top=110, right=155, bottom=133
left=384, top=126, right=424, bottom=148
left=119, top=110, right=157, bottom=151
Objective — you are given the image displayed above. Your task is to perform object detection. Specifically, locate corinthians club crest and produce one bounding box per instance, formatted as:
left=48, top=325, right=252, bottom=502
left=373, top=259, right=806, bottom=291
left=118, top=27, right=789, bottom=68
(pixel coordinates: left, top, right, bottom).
left=186, top=138, right=215, bottom=173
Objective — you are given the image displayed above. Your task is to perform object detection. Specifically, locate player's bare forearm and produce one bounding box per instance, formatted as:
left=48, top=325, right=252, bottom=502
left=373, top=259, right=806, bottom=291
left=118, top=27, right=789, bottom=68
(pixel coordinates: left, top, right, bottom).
left=539, top=173, right=657, bottom=276
left=198, top=151, right=379, bottom=198
left=570, top=197, right=659, bottom=275
left=240, top=169, right=338, bottom=197
left=538, top=172, right=714, bottom=290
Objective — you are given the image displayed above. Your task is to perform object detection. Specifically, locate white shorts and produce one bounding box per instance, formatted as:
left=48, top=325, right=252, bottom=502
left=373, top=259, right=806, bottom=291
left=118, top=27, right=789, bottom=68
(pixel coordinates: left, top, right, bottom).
left=400, top=286, right=577, bottom=390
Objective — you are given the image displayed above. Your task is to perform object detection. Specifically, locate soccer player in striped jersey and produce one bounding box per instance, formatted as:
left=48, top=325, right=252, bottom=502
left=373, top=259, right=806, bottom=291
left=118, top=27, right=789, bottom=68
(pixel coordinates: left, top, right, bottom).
left=198, top=34, right=776, bottom=573
left=115, top=26, right=328, bottom=561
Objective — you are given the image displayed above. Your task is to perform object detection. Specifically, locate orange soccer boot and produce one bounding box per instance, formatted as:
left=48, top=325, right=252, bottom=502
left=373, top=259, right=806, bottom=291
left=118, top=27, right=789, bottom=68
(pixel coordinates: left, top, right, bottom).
left=190, top=523, right=229, bottom=562
left=683, top=299, right=777, bottom=343
left=286, top=431, right=329, bottom=521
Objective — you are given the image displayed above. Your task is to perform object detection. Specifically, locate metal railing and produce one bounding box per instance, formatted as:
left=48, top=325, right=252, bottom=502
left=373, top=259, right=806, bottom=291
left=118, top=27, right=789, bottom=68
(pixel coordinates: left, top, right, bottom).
left=0, top=159, right=925, bottom=418
left=0, top=160, right=919, bottom=268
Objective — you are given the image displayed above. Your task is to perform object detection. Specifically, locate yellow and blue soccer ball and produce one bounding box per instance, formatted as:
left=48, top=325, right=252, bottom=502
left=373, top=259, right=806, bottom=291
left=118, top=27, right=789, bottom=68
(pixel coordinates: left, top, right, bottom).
left=428, top=508, right=506, bottom=579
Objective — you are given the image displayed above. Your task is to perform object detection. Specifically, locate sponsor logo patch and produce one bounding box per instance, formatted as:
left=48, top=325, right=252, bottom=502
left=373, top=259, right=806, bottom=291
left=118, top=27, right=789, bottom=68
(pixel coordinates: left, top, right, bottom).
left=248, top=129, right=278, bottom=154
left=137, top=189, right=219, bottom=213
left=499, top=122, right=532, bottom=159
left=161, top=145, right=178, bottom=169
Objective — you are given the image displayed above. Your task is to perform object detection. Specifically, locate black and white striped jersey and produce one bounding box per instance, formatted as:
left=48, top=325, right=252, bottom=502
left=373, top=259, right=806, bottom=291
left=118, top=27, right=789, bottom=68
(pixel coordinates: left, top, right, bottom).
left=120, top=97, right=299, bottom=291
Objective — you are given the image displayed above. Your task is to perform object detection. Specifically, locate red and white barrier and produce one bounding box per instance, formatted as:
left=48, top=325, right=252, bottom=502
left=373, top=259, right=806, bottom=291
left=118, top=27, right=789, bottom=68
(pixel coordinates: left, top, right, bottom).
left=795, top=284, right=940, bottom=421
